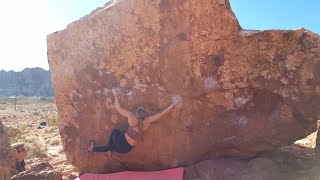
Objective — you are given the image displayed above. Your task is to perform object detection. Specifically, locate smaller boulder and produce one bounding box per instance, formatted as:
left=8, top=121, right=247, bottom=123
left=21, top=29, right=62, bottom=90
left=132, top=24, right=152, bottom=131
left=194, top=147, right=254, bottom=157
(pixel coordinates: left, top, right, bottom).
left=10, top=162, right=62, bottom=180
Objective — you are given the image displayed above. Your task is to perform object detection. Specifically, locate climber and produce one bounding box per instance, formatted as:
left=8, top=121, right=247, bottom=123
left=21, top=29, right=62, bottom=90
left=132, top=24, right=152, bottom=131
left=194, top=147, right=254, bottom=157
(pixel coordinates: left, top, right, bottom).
left=87, top=88, right=182, bottom=156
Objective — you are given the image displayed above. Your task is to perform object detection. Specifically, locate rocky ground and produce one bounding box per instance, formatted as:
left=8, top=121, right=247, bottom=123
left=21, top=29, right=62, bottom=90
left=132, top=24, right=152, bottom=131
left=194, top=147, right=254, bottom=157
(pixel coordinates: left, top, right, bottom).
left=184, top=132, right=320, bottom=180
left=1, top=97, right=319, bottom=180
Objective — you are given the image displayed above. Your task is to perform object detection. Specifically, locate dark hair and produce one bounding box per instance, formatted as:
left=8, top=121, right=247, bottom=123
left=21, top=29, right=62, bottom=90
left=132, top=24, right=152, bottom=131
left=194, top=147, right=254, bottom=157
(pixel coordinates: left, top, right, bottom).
left=135, top=107, right=148, bottom=118
left=135, top=107, right=147, bottom=141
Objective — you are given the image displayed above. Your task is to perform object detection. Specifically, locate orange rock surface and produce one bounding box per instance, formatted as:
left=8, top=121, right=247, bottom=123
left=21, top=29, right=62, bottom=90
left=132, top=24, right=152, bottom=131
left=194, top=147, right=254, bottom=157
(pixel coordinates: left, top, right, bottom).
left=47, top=0, right=320, bottom=173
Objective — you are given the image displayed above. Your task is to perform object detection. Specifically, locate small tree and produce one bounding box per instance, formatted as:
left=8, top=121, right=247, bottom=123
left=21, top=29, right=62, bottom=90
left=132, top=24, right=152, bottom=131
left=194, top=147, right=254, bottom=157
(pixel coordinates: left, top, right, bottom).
left=14, top=86, right=17, bottom=111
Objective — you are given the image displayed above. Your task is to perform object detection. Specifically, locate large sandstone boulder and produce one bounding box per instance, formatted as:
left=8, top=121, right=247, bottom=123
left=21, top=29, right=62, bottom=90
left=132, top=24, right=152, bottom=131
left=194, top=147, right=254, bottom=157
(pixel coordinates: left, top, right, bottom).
left=47, top=0, right=320, bottom=173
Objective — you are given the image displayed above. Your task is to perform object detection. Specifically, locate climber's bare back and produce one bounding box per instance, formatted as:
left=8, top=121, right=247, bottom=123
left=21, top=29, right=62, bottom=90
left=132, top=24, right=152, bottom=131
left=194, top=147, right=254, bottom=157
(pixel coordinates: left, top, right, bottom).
left=125, top=115, right=153, bottom=146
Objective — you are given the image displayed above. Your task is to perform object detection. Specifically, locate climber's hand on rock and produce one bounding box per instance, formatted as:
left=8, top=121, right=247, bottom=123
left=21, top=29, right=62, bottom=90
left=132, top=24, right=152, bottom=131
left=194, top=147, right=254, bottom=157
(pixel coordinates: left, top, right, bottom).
left=172, top=95, right=182, bottom=106
left=105, top=98, right=113, bottom=108
left=112, top=88, right=118, bottom=96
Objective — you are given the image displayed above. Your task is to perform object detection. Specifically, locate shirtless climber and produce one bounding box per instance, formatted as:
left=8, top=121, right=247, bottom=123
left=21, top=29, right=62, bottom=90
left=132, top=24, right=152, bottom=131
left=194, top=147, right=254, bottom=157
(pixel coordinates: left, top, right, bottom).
left=88, top=88, right=182, bottom=156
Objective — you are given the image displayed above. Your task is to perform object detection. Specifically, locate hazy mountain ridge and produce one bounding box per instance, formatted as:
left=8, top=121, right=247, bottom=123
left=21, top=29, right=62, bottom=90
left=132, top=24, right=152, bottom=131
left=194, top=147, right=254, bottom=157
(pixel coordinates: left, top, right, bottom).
left=0, top=68, right=53, bottom=97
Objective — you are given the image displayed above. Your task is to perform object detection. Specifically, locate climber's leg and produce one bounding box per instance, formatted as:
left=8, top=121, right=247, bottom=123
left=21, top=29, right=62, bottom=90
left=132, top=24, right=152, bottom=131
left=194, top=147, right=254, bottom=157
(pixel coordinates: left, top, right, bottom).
left=113, top=131, right=134, bottom=154
left=89, top=129, right=122, bottom=153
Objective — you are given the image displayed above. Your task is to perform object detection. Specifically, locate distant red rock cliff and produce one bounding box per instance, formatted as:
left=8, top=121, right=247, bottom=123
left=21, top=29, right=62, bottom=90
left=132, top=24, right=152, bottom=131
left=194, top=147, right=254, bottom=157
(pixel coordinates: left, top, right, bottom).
left=0, top=68, right=53, bottom=97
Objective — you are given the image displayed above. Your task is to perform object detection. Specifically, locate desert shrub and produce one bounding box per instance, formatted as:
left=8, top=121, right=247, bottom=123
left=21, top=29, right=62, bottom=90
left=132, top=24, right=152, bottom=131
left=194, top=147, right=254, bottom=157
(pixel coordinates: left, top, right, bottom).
left=18, top=124, right=29, bottom=132
left=45, top=138, right=51, bottom=144
left=43, top=134, right=52, bottom=140
left=45, top=127, right=56, bottom=134
left=46, top=117, right=59, bottom=126
left=27, top=142, right=48, bottom=158
left=49, top=137, right=60, bottom=146
left=57, top=145, right=64, bottom=154
left=24, top=135, right=37, bottom=143
left=7, top=127, right=23, bottom=143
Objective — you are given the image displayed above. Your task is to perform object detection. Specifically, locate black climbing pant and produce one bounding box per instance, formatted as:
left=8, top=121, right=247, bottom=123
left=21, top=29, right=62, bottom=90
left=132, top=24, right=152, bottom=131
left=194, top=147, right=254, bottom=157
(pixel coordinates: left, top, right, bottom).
left=93, top=129, right=134, bottom=154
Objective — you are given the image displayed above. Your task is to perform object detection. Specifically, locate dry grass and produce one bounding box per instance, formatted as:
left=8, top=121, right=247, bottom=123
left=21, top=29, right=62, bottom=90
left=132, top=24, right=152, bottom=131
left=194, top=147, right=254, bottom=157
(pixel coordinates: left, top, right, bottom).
left=46, top=117, right=59, bottom=126
left=45, top=126, right=57, bottom=134
left=7, top=127, right=23, bottom=143
left=57, top=145, right=64, bottom=154
left=27, top=142, right=48, bottom=158
left=49, top=137, right=60, bottom=146
left=1, top=96, right=61, bottom=160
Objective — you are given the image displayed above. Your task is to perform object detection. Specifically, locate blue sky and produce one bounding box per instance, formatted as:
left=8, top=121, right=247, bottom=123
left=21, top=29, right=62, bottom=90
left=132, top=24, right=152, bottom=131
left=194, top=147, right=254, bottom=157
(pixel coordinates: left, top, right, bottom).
left=230, top=0, right=320, bottom=34
left=0, top=0, right=318, bottom=71
left=0, top=0, right=107, bottom=71
left=46, top=0, right=108, bottom=31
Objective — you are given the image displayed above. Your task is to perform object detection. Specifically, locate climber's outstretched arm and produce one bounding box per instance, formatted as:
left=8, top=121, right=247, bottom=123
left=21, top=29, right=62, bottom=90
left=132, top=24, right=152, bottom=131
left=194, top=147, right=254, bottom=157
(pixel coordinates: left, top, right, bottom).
left=146, top=97, right=181, bottom=124
left=112, top=88, right=135, bottom=119
left=146, top=103, right=176, bottom=124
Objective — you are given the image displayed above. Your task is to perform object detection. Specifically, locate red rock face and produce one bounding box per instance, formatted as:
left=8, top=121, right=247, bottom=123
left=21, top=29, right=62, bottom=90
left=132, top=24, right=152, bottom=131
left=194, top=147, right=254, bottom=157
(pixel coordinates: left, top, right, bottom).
left=10, top=162, right=62, bottom=180
left=0, top=121, right=13, bottom=180
left=47, top=0, right=320, bottom=173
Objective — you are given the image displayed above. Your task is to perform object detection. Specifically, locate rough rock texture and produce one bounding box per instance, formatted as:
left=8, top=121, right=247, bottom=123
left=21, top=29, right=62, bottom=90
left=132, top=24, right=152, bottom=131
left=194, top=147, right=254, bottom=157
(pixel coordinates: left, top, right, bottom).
left=184, top=153, right=320, bottom=180
left=0, top=121, right=13, bottom=180
left=316, top=127, right=320, bottom=156
left=0, top=68, right=53, bottom=97
left=10, top=162, right=62, bottom=180
left=47, top=0, right=320, bottom=173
